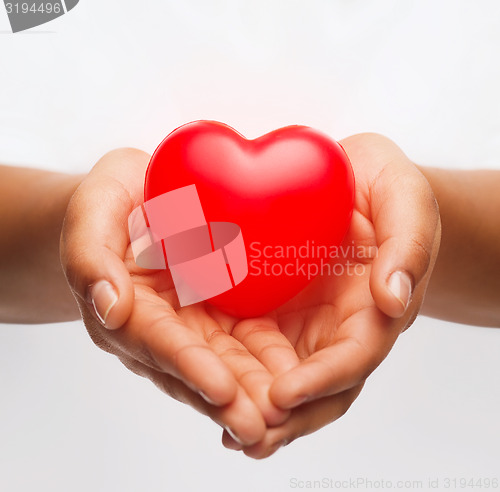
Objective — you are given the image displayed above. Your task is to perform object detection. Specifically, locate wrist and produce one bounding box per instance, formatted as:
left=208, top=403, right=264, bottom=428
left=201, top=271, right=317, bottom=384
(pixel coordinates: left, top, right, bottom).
left=42, top=172, right=85, bottom=320
left=0, top=167, right=85, bottom=323
left=416, top=165, right=500, bottom=326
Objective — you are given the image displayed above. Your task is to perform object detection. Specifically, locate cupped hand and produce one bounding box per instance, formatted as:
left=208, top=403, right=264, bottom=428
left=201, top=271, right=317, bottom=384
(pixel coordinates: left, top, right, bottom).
left=60, top=133, right=441, bottom=459
left=60, top=148, right=295, bottom=446
left=222, top=133, right=441, bottom=458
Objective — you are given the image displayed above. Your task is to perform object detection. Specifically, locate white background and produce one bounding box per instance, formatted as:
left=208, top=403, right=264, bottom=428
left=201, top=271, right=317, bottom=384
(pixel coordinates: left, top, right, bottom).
left=1, top=1, right=499, bottom=491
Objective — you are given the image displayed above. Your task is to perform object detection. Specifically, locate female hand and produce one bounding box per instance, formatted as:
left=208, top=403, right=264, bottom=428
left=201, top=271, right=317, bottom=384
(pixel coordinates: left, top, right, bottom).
left=222, top=133, right=442, bottom=457
left=60, top=148, right=293, bottom=446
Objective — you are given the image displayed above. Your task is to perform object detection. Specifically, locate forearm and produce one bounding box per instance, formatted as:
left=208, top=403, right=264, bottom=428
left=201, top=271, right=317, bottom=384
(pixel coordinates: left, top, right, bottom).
left=0, top=165, right=83, bottom=323
left=418, top=166, right=500, bottom=327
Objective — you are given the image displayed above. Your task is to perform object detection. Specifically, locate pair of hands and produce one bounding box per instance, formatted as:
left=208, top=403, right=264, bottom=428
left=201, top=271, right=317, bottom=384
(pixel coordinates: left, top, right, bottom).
left=60, top=133, right=441, bottom=459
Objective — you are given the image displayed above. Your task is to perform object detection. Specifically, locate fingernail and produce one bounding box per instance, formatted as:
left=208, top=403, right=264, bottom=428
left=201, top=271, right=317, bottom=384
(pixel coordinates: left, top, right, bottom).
left=89, top=280, right=118, bottom=329
left=223, top=438, right=243, bottom=451
left=387, top=271, right=412, bottom=315
left=199, top=391, right=217, bottom=406
left=225, top=427, right=244, bottom=445
left=286, top=394, right=309, bottom=409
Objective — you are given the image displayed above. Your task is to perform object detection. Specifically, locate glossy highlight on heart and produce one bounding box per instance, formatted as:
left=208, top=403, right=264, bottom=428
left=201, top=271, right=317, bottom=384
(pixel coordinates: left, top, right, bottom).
left=144, top=121, right=354, bottom=318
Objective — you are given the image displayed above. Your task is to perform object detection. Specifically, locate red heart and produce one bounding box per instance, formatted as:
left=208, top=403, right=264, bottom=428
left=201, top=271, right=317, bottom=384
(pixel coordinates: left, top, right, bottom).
left=144, top=121, right=354, bottom=318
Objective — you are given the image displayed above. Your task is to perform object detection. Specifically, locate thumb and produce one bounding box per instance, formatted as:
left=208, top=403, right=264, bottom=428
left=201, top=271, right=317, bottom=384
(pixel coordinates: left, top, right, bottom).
left=61, top=148, right=150, bottom=329
left=368, top=163, right=441, bottom=319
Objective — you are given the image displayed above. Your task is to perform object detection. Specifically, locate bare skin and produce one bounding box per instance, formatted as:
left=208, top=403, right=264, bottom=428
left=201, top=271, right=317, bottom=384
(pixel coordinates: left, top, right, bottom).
left=0, top=166, right=81, bottom=322
left=418, top=167, right=500, bottom=326
left=1, top=133, right=498, bottom=458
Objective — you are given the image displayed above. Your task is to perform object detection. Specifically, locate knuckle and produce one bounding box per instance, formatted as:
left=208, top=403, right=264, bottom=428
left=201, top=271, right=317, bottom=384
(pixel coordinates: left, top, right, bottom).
left=173, top=343, right=215, bottom=376
left=307, top=358, right=339, bottom=386
left=132, top=312, right=184, bottom=374
left=97, top=148, right=150, bottom=171
left=133, top=323, right=168, bottom=373
left=255, top=342, right=292, bottom=360
left=244, top=446, right=273, bottom=460
left=85, top=325, right=115, bottom=355
left=338, top=394, right=355, bottom=419
left=238, top=368, right=270, bottom=386
left=61, top=246, right=92, bottom=283
left=401, top=306, right=420, bottom=333
left=119, top=355, right=186, bottom=405
left=205, top=329, right=227, bottom=345
left=408, top=232, right=433, bottom=274
left=118, top=356, right=147, bottom=378
left=155, top=375, right=182, bottom=402
left=219, top=345, right=251, bottom=360
left=110, top=147, right=149, bottom=159
left=231, top=317, right=277, bottom=340
left=339, top=385, right=364, bottom=418
left=136, top=342, right=164, bottom=373
left=346, top=336, right=384, bottom=381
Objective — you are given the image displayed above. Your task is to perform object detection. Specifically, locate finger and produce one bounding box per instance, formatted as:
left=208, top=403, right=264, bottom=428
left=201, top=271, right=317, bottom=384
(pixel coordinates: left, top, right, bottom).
left=227, top=385, right=363, bottom=459
left=99, top=284, right=238, bottom=406
left=61, top=148, right=149, bottom=330
left=369, top=165, right=441, bottom=317
left=221, top=429, right=243, bottom=451
left=269, top=307, right=399, bottom=409
left=370, top=164, right=440, bottom=317
left=341, top=134, right=441, bottom=318
left=231, top=317, right=301, bottom=376
left=120, top=356, right=266, bottom=446
left=181, top=308, right=291, bottom=427
left=214, top=386, right=267, bottom=446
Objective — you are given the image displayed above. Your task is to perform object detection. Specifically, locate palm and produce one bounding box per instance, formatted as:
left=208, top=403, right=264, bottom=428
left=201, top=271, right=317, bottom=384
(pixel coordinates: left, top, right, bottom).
left=72, top=137, right=439, bottom=457
left=120, top=243, right=293, bottom=431
left=121, top=137, right=414, bottom=451
left=227, top=146, right=404, bottom=410
left=217, top=135, right=439, bottom=456
left=275, top=204, right=380, bottom=359
left=214, top=164, right=400, bottom=455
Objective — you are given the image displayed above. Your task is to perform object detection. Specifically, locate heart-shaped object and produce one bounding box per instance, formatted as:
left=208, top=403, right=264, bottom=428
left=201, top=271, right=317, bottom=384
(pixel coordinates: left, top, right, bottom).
left=144, top=121, right=354, bottom=318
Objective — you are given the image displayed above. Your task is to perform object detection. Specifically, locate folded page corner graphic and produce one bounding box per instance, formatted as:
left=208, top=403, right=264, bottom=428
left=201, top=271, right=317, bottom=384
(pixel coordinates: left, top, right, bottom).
left=4, top=0, right=80, bottom=33
left=65, top=0, right=79, bottom=12
left=128, top=185, right=248, bottom=307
